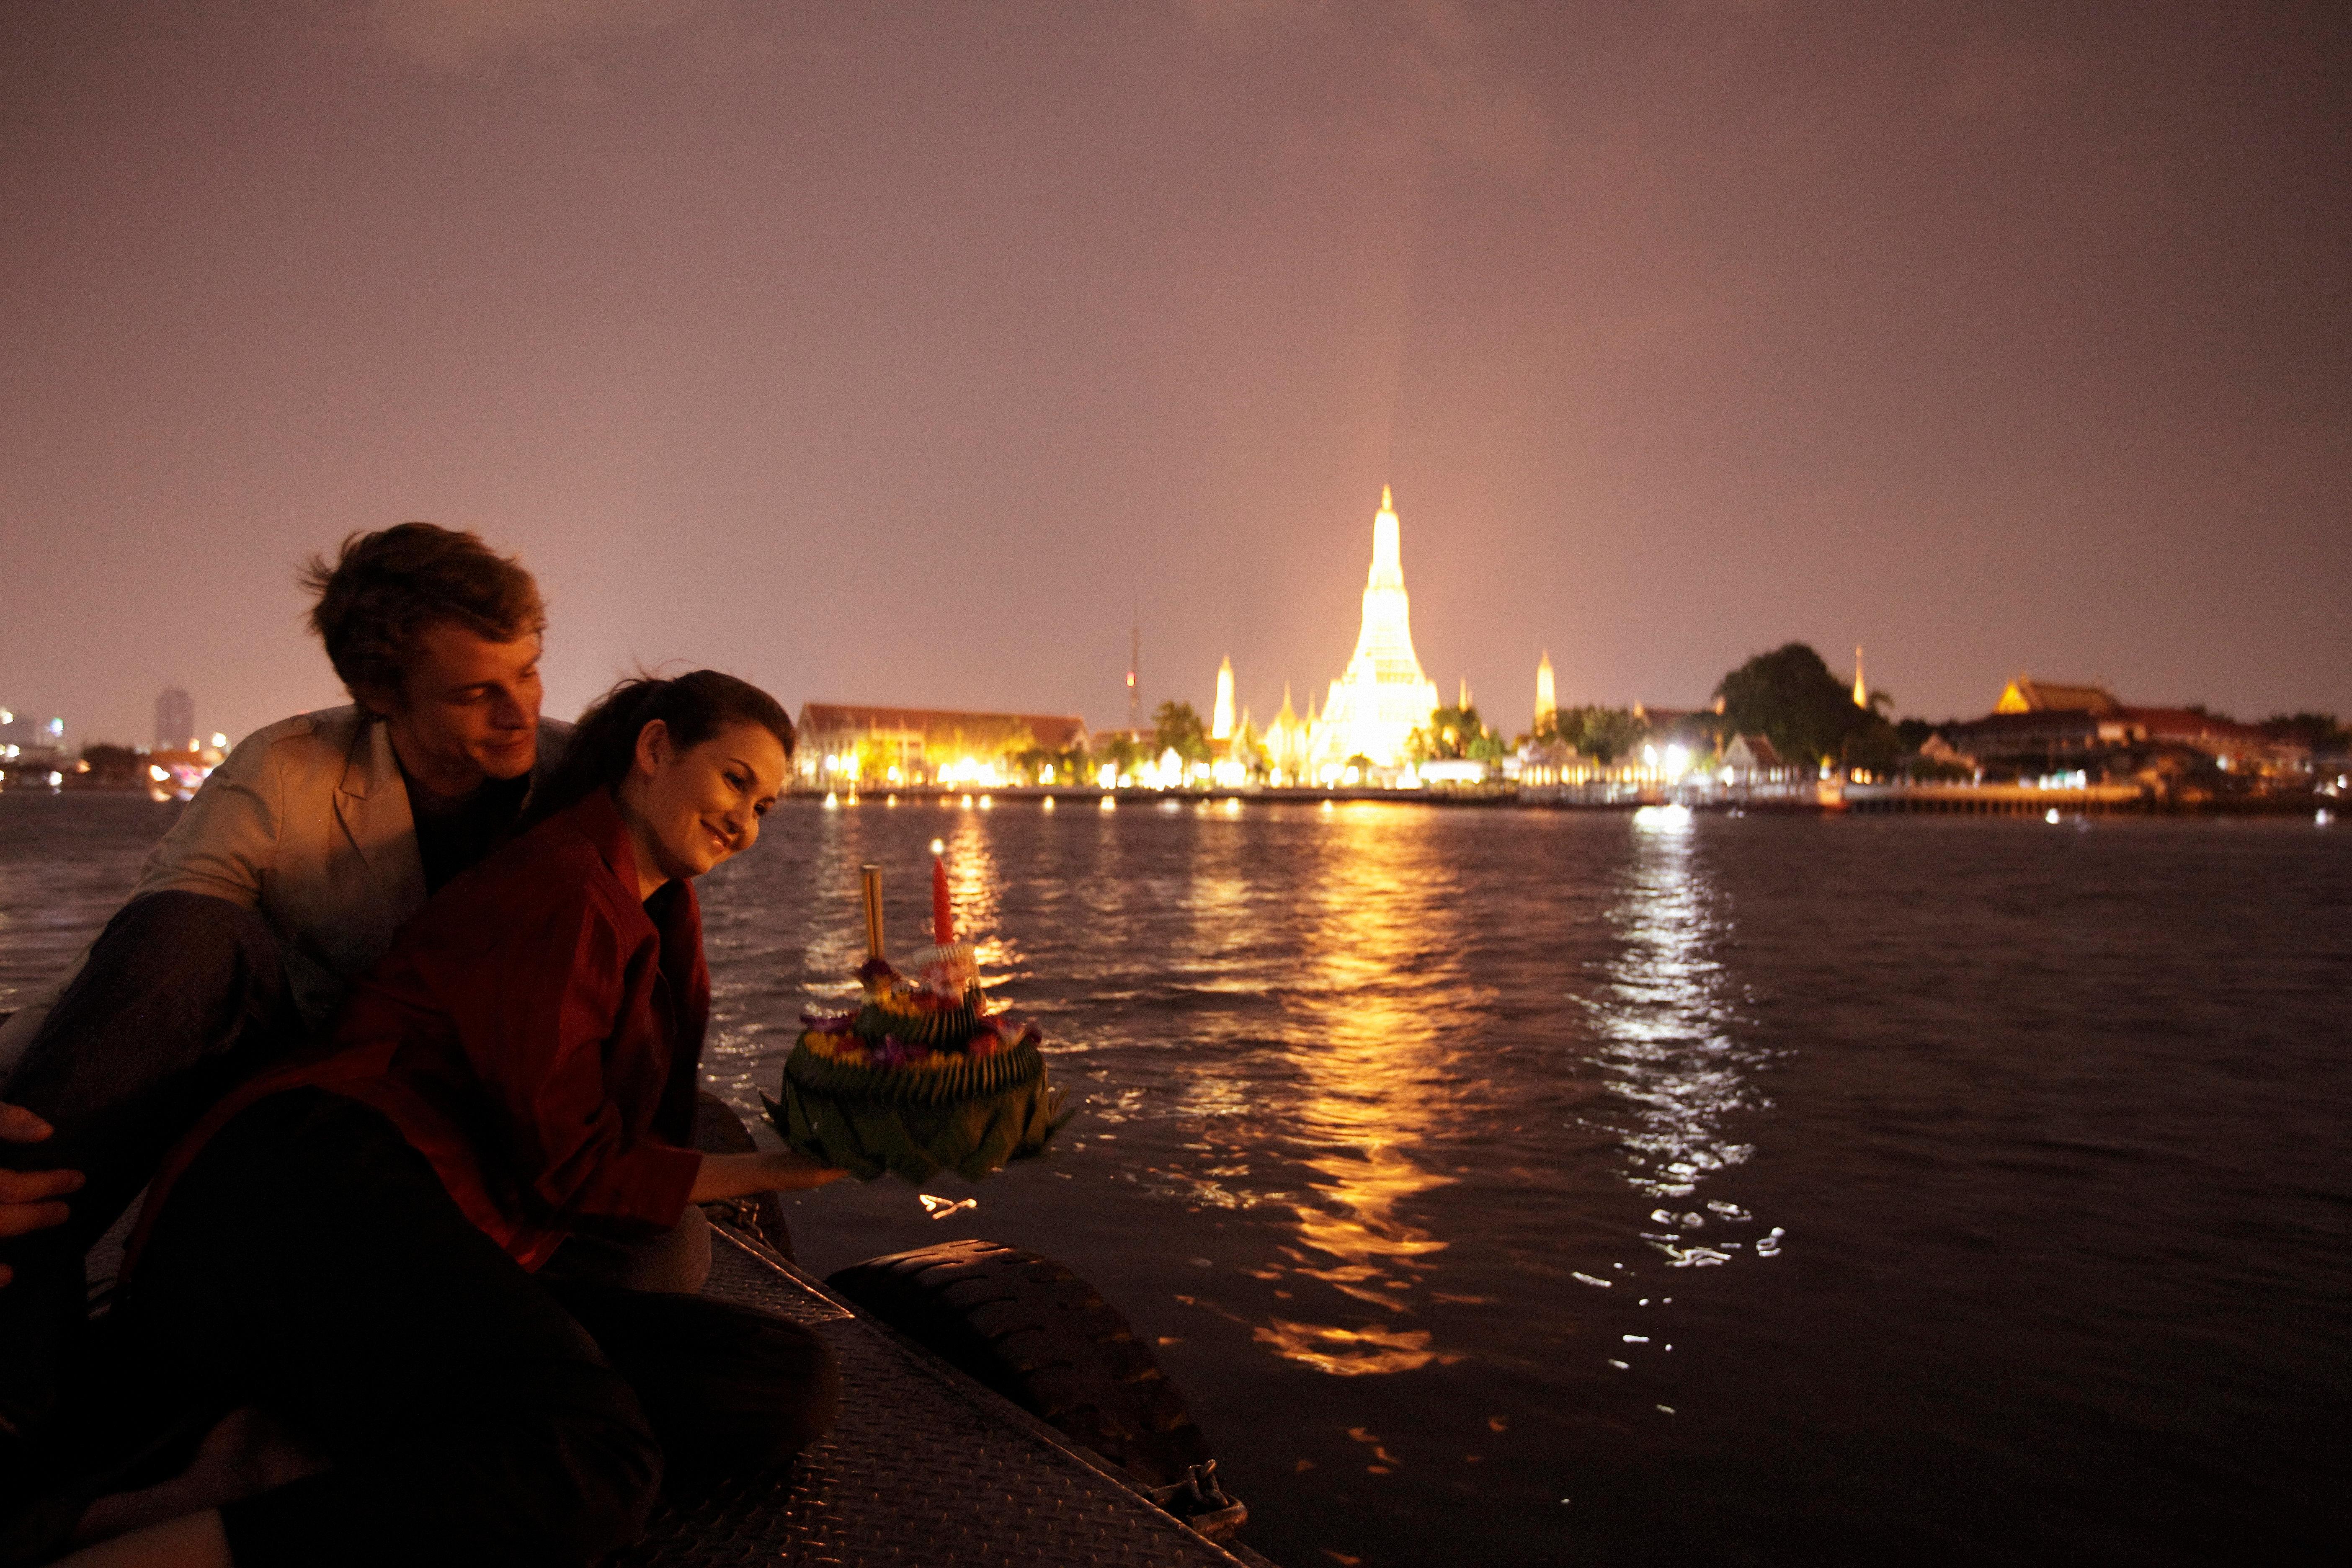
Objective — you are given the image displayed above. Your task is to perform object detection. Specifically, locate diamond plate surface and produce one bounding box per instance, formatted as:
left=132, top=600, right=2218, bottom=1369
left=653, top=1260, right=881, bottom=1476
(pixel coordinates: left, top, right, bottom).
left=620, top=1228, right=1257, bottom=1568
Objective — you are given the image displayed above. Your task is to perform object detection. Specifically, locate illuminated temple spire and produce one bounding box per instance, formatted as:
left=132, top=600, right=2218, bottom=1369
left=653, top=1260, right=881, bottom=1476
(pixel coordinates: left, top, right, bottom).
left=1212, top=655, right=1235, bottom=740
left=1852, top=645, right=1867, bottom=709
left=1535, top=650, right=1556, bottom=727
left=1319, top=486, right=1441, bottom=767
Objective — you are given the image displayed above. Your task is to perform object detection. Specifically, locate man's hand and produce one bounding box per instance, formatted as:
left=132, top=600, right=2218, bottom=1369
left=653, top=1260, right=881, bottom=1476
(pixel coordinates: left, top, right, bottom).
left=0, top=1104, right=83, bottom=1284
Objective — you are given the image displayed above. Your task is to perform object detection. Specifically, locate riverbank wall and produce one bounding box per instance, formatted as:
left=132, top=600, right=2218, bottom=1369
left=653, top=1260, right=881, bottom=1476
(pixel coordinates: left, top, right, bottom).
left=792, top=781, right=2335, bottom=816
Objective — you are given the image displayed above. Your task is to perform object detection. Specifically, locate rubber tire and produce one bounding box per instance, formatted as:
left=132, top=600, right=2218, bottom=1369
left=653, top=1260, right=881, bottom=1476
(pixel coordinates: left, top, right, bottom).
left=691, top=1091, right=793, bottom=1260
left=826, top=1238, right=1213, bottom=1489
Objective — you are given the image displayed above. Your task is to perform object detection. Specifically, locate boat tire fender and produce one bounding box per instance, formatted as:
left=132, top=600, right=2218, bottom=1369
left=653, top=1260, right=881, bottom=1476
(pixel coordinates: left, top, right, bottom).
left=826, top=1238, right=1242, bottom=1537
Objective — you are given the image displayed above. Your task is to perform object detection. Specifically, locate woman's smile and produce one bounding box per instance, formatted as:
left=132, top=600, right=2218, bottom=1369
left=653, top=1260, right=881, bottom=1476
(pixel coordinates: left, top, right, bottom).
left=617, top=720, right=789, bottom=897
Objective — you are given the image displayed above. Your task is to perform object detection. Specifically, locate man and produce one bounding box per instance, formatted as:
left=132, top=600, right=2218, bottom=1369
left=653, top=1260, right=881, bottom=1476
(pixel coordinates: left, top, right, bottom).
left=0, top=522, right=565, bottom=1451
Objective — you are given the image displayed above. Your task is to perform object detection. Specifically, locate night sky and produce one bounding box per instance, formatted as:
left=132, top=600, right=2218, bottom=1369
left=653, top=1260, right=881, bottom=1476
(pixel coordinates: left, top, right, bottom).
left=3, top=1, right=2346, bottom=748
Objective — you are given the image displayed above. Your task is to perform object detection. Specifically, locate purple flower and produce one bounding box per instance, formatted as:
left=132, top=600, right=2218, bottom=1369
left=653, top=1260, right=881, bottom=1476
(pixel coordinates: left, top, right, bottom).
left=872, top=1035, right=926, bottom=1068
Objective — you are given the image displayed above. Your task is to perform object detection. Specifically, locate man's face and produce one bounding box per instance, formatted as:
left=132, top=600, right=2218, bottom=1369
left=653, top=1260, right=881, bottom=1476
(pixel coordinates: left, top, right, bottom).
left=376, top=622, right=544, bottom=789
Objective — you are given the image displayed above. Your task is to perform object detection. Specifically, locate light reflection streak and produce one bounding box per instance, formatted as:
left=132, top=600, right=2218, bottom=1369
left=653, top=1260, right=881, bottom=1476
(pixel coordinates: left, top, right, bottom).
left=1591, top=809, right=1765, bottom=1266
left=1250, top=1318, right=1461, bottom=1377
left=1253, top=806, right=1477, bottom=1375
left=799, top=801, right=875, bottom=1001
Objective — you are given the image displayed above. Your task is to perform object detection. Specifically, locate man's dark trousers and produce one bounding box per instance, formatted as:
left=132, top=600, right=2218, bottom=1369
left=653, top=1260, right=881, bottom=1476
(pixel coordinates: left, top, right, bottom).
left=0, top=891, right=298, bottom=1444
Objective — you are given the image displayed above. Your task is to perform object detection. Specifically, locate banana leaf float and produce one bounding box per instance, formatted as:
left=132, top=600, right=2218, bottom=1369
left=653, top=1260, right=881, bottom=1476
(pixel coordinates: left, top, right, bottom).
left=764, top=852, right=1073, bottom=1184
left=763, top=1034, right=1070, bottom=1184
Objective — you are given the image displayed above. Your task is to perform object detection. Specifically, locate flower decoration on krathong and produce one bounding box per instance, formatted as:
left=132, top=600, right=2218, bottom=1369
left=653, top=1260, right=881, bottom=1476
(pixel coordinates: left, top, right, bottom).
left=765, top=850, right=1069, bottom=1183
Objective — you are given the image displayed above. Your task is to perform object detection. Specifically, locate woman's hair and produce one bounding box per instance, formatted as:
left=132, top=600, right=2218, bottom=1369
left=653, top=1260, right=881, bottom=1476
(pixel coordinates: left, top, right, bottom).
left=529, top=670, right=794, bottom=825
left=299, top=523, right=546, bottom=705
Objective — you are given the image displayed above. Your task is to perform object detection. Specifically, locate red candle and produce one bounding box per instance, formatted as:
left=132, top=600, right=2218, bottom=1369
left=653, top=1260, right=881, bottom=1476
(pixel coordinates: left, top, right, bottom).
left=931, top=854, right=955, bottom=946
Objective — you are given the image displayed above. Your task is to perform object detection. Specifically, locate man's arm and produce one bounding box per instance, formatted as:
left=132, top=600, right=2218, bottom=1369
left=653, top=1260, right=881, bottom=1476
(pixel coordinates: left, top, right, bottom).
left=128, top=727, right=289, bottom=910
left=0, top=954, right=85, bottom=1091
left=0, top=724, right=291, bottom=1279
left=3, top=727, right=291, bottom=1096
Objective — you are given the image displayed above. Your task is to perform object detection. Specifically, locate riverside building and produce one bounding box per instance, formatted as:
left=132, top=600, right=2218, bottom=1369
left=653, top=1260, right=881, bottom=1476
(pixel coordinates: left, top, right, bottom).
left=795, top=703, right=1089, bottom=791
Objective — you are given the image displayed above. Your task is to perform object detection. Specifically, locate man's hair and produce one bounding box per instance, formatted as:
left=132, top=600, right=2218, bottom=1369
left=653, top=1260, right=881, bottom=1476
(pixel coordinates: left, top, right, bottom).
left=299, top=524, right=546, bottom=704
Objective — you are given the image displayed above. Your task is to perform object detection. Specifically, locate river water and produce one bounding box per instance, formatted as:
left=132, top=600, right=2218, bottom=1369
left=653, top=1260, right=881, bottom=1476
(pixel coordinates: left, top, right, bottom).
left=3, top=792, right=2346, bottom=1566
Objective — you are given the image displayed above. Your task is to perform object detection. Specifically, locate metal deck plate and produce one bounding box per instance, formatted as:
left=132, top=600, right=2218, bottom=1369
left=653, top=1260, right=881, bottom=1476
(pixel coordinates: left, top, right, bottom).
left=622, top=1226, right=1264, bottom=1568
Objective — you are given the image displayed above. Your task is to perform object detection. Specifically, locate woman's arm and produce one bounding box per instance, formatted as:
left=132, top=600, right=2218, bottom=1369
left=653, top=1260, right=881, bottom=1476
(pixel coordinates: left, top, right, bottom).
left=689, top=1149, right=849, bottom=1202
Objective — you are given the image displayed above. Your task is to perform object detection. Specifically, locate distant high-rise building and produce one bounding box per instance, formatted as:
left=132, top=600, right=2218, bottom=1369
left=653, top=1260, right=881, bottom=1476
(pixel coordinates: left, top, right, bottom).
left=156, top=686, right=195, bottom=752
left=1535, top=651, right=1556, bottom=728
left=1211, top=656, right=1235, bottom=740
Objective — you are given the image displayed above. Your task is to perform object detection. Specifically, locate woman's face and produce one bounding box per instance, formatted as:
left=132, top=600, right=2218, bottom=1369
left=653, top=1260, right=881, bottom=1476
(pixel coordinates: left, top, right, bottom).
left=622, top=719, right=789, bottom=892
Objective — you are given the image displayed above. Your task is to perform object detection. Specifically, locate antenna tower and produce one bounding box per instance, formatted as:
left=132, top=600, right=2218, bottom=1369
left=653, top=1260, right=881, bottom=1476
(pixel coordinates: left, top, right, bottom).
left=1127, top=616, right=1140, bottom=734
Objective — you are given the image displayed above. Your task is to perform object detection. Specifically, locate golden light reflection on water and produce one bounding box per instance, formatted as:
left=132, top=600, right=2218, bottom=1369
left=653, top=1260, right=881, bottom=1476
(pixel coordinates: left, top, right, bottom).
left=1251, top=1317, right=1458, bottom=1377
left=1252, top=804, right=1477, bottom=1375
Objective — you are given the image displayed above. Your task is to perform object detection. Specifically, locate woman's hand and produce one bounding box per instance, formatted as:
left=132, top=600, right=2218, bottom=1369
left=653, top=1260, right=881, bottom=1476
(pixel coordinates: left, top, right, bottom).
left=690, top=1149, right=849, bottom=1202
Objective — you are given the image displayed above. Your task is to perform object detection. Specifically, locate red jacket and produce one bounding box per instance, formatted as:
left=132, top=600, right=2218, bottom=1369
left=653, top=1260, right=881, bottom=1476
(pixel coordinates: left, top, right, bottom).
left=134, top=789, right=707, bottom=1273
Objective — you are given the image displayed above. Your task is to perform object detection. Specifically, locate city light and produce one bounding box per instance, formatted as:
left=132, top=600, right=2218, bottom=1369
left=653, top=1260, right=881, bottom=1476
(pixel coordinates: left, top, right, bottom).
left=937, top=756, right=1006, bottom=789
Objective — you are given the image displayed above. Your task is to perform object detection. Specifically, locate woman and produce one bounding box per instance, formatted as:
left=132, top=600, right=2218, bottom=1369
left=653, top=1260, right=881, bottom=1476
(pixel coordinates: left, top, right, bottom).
left=56, top=671, right=845, bottom=1567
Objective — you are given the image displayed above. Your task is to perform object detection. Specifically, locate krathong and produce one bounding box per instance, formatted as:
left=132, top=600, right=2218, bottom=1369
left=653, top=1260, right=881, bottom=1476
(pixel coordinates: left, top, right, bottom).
left=764, top=853, right=1070, bottom=1182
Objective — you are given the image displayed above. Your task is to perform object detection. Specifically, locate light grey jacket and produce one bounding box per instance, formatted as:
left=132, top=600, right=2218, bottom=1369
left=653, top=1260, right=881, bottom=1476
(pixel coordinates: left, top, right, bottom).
left=0, top=705, right=569, bottom=1085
